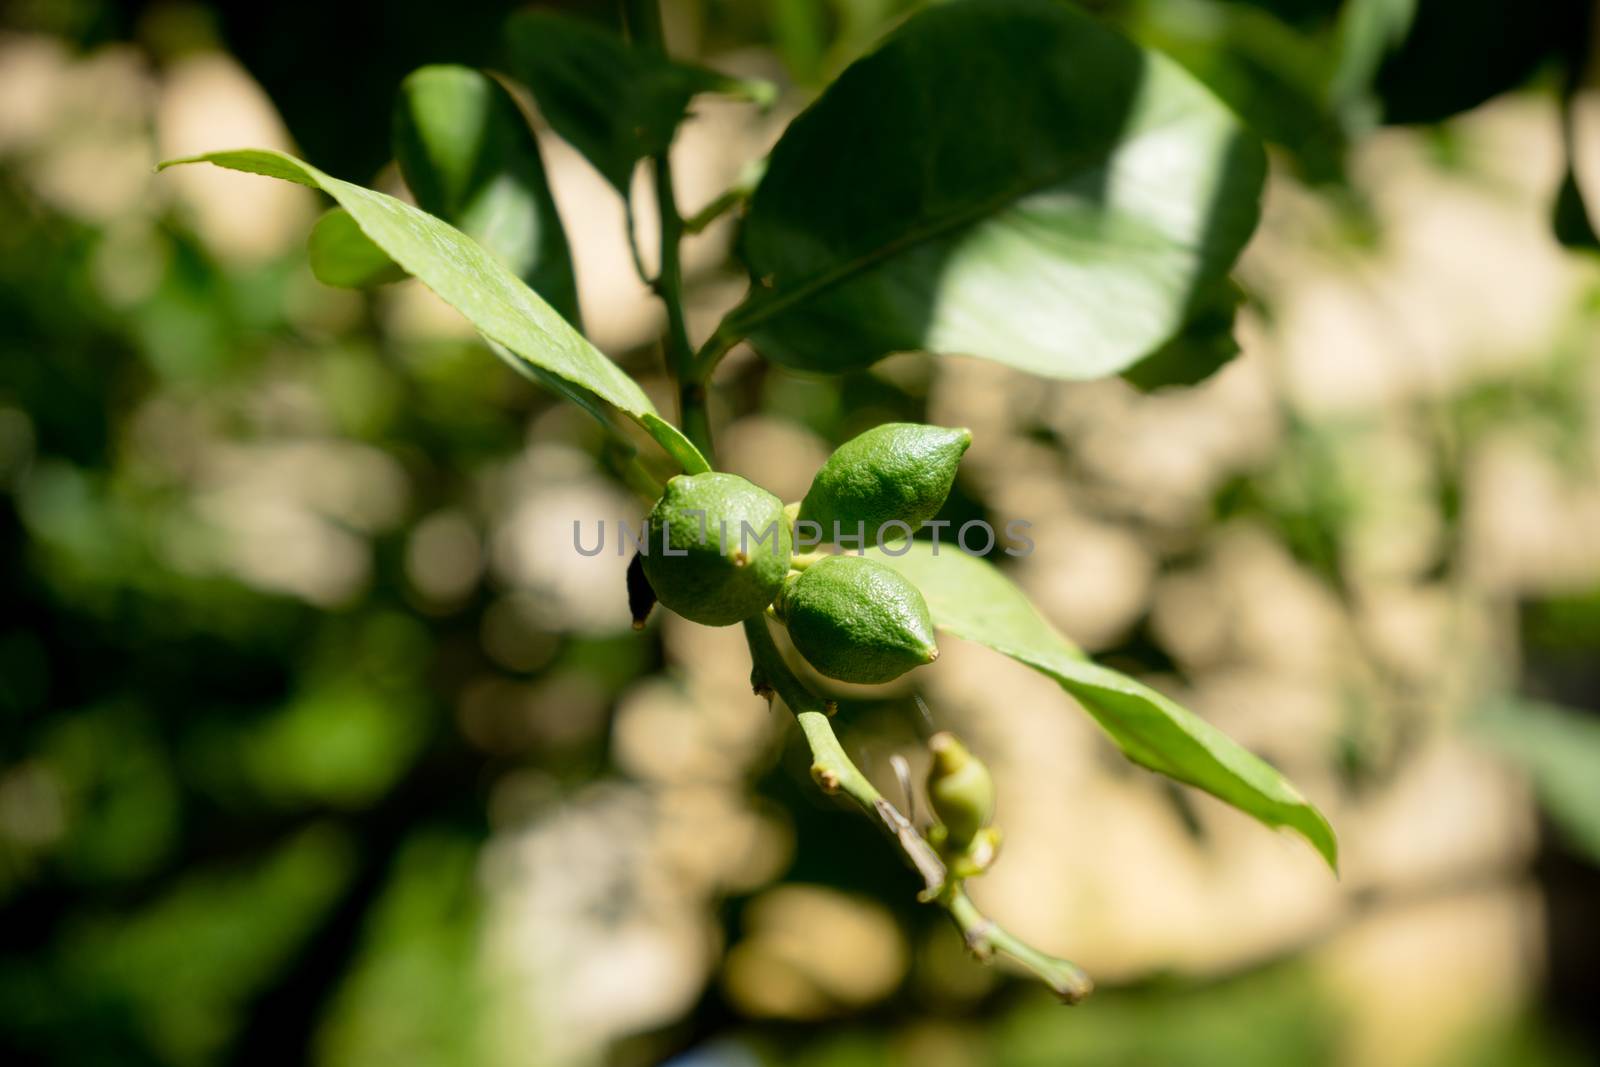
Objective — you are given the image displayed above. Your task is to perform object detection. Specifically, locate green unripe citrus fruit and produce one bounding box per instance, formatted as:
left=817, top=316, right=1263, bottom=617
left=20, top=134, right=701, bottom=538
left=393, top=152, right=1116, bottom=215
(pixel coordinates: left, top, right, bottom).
left=775, top=555, right=938, bottom=683
left=926, top=731, right=995, bottom=851
left=799, top=423, right=971, bottom=547
left=642, top=472, right=791, bottom=626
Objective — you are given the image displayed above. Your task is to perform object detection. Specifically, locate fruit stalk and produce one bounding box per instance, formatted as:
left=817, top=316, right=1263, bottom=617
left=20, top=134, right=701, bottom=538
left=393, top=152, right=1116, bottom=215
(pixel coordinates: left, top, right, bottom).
left=744, top=615, right=945, bottom=892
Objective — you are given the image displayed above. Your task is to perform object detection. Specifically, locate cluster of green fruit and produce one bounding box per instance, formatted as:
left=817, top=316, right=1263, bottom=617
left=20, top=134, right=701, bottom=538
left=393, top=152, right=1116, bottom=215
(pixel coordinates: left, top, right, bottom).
left=633, top=420, right=1003, bottom=878
left=632, top=422, right=971, bottom=684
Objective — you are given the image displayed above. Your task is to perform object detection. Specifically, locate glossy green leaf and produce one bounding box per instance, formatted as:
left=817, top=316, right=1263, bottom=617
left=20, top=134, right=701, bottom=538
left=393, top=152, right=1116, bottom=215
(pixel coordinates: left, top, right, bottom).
left=872, top=541, right=1338, bottom=869
left=503, top=11, right=744, bottom=194
left=724, top=0, right=1267, bottom=382
left=873, top=539, right=1086, bottom=665
left=157, top=149, right=709, bottom=474
left=307, top=208, right=407, bottom=288
left=393, top=65, right=581, bottom=325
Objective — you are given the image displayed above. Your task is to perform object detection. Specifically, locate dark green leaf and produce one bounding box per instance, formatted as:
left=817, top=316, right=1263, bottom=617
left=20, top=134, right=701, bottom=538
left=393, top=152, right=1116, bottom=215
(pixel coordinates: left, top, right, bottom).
left=307, top=208, right=408, bottom=288
left=1553, top=80, right=1600, bottom=253
left=723, top=0, right=1266, bottom=382
left=503, top=11, right=740, bottom=194
left=1121, top=281, right=1243, bottom=391
left=1553, top=166, right=1600, bottom=252
left=1123, top=0, right=1349, bottom=185
left=1373, top=0, right=1582, bottom=125
left=158, top=149, right=709, bottom=474
left=872, top=541, right=1338, bottom=869
left=393, top=65, right=582, bottom=326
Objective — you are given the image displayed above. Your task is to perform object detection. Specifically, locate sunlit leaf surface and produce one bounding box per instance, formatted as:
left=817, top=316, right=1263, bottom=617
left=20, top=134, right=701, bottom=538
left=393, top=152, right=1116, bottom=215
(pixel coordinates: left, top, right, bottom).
left=874, top=541, right=1338, bottom=869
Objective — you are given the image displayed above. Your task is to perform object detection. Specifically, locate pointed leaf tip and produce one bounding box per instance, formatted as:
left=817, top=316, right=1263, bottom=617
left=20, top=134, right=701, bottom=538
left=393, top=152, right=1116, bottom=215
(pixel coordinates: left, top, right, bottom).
left=872, top=542, right=1339, bottom=871
left=157, top=148, right=708, bottom=475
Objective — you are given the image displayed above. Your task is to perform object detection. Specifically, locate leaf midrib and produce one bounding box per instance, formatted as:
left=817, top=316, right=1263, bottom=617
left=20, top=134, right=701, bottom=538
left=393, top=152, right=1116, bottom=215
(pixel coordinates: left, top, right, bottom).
left=727, top=111, right=1197, bottom=338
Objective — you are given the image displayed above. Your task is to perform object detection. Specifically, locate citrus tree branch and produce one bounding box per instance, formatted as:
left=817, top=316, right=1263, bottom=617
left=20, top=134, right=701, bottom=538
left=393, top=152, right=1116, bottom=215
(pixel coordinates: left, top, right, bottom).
left=744, top=615, right=945, bottom=890
left=629, top=0, right=1091, bottom=1006
left=688, top=325, right=740, bottom=386
left=943, top=883, right=1093, bottom=1003
left=624, top=0, right=713, bottom=461
left=742, top=615, right=1092, bottom=1003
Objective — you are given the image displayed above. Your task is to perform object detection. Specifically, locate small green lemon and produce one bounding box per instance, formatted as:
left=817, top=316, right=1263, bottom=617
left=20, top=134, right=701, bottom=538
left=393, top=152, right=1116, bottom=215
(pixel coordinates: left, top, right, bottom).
left=775, top=555, right=938, bottom=683
left=925, top=731, right=995, bottom=851
left=642, top=472, right=791, bottom=626
left=799, top=423, right=971, bottom=547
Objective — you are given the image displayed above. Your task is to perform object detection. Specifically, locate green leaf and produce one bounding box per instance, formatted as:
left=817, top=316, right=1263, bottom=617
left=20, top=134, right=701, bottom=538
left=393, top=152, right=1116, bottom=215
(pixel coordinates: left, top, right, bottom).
left=1471, top=698, right=1600, bottom=864
left=873, top=539, right=1086, bottom=664
left=307, top=208, right=408, bottom=289
left=158, top=149, right=709, bottom=475
left=393, top=65, right=582, bottom=326
left=1372, top=0, right=1579, bottom=125
left=503, top=11, right=742, bottom=194
left=723, top=0, right=1267, bottom=382
left=872, top=541, right=1338, bottom=869
left=769, top=0, right=830, bottom=86
left=1120, top=281, right=1243, bottom=391
left=1327, top=0, right=1417, bottom=123
left=1121, top=0, right=1349, bottom=185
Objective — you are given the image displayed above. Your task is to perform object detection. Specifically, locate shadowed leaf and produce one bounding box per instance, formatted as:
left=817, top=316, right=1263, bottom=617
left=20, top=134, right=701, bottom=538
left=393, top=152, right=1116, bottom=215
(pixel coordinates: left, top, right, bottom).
left=308, top=208, right=408, bottom=289
left=503, top=11, right=743, bottom=194
left=724, top=0, right=1266, bottom=384
left=393, top=65, right=582, bottom=325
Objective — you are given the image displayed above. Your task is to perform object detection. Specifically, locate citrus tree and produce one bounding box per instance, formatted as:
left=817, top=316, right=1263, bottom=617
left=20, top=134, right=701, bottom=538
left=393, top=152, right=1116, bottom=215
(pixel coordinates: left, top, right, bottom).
left=161, top=0, right=1339, bottom=1000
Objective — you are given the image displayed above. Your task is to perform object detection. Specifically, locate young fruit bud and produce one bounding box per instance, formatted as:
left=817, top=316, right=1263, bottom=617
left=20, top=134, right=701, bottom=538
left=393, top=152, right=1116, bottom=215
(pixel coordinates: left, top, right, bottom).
left=799, top=423, right=971, bottom=547
left=926, top=731, right=995, bottom=853
left=641, top=472, right=791, bottom=626
left=774, top=555, right=938, bottom=683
